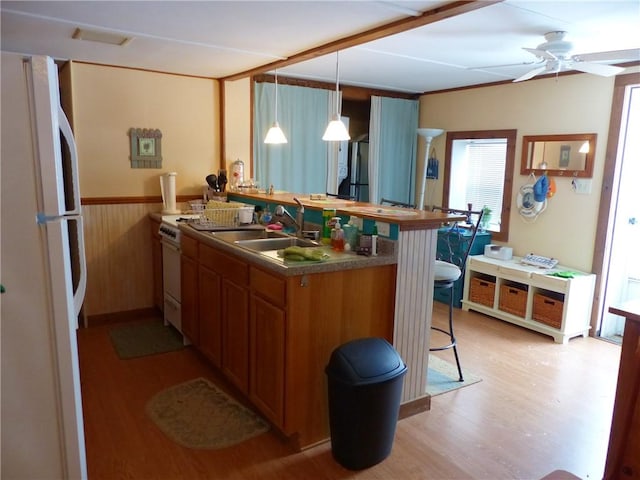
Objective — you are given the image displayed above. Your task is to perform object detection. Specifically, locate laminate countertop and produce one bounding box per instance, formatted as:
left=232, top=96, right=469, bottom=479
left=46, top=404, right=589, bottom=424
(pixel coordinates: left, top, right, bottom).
left=228, top=191, right=463, bottom=231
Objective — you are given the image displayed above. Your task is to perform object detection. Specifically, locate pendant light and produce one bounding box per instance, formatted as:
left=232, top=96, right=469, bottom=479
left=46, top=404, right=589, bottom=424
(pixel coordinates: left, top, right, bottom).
left=264, top=69, right=287, bottom=144
left=323, top=51, right=350, bottom=141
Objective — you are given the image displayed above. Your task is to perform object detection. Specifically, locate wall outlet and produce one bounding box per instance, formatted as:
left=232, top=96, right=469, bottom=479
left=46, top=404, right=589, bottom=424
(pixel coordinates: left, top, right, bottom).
left=375, top=221, right=390, bottom=237
left=572, top=179, right=592, bottom=195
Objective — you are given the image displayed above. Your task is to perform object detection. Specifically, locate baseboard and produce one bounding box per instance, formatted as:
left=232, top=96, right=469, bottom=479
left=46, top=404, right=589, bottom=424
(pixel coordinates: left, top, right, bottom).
left=399, top=395, right=431, bottom=419
left=86, top=307, right=160, bottom=328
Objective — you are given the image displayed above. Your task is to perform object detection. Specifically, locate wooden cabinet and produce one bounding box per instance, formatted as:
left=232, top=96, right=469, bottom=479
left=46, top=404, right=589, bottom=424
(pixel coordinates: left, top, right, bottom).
left=149, top=218, right=163, bottom=312
left=250, top=267, right=286, bottom=427
left=250, top=295, right=285, bottom=426
left=198, top=266, right=222, bottom=367
left=180, top=234, right=199, bottom=345
left=221, top=278, right=249, bottom=393
left=180, top=229, right=396, bottom=449
left=462, top=255, right=595, bottom=343
left=604, top=301, right=640, bottom=480
left=199, top=242, right=250, bottom=394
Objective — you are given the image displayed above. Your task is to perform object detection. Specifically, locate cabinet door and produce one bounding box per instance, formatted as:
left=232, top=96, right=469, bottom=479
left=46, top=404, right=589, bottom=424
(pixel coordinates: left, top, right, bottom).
left=222, top=279, right=249, bottom=394
left=180, top=255, right=199, bottom=345
left=250, top=295, right=285, bottom=427
left=199, top=266, right=222, bottom=367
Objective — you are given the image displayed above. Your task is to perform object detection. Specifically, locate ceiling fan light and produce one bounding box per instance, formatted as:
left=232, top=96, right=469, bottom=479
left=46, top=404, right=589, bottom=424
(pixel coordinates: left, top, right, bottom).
left=323, top=116, right=350, bottom=141
left=264, top=122, right=288, bottom=144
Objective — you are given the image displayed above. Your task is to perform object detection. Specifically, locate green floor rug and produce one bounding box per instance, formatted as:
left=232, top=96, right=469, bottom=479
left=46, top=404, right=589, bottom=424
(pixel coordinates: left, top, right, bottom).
left=108, top=320, right=184, bottom=359
left=427, top=355, right=482, bottom=396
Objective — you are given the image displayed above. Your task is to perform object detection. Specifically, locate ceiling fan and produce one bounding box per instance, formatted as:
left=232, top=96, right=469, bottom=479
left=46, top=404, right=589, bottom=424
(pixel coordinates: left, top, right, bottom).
left=472, top=31, right=639, bottom=82
left=511, top=31, right=639, bottom=82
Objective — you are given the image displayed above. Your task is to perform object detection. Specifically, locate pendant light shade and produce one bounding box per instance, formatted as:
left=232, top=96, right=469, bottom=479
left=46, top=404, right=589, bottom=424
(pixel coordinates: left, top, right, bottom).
left=264, top=69, right=287, bottom=144
left=264, top=122, right=287, bottom=144
left=323, top=51, right=350, bottom=142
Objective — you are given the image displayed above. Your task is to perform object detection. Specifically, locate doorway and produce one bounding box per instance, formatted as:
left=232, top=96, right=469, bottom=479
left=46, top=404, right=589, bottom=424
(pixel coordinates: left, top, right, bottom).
left=593, top=74, right=640, bottom=343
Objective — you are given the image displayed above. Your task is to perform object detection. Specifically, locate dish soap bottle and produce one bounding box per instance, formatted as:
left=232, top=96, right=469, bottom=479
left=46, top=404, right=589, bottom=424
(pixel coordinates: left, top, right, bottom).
left=331, top=217, right=344, bottom=251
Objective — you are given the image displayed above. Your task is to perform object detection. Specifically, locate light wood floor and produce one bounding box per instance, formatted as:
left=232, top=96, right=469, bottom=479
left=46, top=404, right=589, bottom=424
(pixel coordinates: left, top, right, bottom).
left=78, top=302, right=621, bottom=479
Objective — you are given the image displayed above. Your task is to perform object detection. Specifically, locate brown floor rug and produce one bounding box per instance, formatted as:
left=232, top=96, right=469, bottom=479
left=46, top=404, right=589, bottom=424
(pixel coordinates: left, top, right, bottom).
left=146, top=377, right=270, bottom=449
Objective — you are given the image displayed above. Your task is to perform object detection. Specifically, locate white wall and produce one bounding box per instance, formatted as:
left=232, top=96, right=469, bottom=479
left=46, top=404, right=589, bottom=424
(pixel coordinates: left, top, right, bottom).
left=419, top=73, right=616, bottom=272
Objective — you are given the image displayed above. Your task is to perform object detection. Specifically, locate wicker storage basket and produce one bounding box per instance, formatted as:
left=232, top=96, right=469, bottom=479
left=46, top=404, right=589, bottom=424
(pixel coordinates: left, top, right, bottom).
left=532, top=292, right=564, bottom=329
left=499, top=283, right=527, bottom=317
left=469, top=277, right=495, bottom=307
left=200, top=201, right=254, bottom=227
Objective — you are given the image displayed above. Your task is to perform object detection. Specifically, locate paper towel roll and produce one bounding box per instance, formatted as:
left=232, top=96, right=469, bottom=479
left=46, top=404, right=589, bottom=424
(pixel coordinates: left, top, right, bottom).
left=160, top=172, right=180, bottom=214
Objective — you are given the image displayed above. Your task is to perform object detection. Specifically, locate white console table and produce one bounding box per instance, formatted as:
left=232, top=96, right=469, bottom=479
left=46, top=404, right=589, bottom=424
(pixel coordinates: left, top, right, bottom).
left=462, top=255, right=595, bottom=343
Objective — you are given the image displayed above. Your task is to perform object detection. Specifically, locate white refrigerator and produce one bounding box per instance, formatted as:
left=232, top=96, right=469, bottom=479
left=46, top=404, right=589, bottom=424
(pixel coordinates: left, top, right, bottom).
left=1, top=52, right=88, bottom=479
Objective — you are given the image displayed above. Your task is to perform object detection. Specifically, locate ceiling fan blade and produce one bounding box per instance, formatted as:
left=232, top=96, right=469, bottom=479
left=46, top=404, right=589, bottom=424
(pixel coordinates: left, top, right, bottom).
left=523, top=47, right=556, bottom=61
left=513, top=65, right=548, bottom=82
left=467, top=61, right=539, bottom=70
left=571, top=61, right=626, bottom=77
left=573, top=48, right=640, bottom=63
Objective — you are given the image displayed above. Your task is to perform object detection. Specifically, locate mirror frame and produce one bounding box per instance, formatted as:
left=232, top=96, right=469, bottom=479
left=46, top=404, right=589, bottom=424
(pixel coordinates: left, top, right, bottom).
left=520, top=133, right=596, bottom=178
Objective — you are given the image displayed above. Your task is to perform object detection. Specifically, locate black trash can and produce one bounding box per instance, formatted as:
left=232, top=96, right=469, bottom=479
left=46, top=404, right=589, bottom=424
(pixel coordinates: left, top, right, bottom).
left=325, top=337, right=407, bottom=470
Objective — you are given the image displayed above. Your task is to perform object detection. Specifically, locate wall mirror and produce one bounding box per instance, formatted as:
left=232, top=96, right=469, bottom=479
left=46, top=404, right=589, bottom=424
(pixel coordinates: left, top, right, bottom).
left=520, top=133, right=596, bottom=178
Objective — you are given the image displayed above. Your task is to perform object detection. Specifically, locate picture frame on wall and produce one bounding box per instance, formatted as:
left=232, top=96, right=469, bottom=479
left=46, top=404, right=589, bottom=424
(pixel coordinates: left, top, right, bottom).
left=129, top=128, right=162, bottom=168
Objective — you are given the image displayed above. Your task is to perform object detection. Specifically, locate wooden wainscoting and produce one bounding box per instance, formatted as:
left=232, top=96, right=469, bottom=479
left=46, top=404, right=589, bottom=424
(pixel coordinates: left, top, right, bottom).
left=82, top=202, right=162, bottom=317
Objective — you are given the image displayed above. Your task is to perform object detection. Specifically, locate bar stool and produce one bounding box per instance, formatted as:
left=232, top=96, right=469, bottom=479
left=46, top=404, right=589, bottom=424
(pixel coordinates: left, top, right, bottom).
left=430, top=205, right=483, bottom=382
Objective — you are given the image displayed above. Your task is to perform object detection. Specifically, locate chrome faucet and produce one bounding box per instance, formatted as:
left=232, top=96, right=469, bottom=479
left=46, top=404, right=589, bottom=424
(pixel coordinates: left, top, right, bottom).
left=294, top=197, right=305, bottom=235
left=273, top=198, right=305, bottom=237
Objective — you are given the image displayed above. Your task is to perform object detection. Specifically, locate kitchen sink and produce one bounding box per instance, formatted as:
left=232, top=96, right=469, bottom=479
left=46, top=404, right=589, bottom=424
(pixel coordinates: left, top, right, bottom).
left=234, top=236, right=320, bottom=252
left=211, top=229, right=286, bottom=243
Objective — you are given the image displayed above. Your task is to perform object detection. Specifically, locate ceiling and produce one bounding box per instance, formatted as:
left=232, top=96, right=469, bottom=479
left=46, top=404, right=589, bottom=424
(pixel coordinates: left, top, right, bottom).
left=1, top=1, right=639, bottom=94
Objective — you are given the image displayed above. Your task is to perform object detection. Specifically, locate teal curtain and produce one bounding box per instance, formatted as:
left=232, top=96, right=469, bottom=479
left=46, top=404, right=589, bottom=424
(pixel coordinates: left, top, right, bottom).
left=369, top=96, right=419, bottom=204
left=254, top=82, right=329, bottom=193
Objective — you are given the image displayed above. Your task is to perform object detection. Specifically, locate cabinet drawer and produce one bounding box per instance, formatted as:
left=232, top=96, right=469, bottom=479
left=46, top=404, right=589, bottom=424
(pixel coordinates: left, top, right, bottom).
left=531, top=271, right=569, bottom=292
left=468, top=256, right=499, bottom=276
left=199, top=244, right=248, bottom=286
left=181, top=234, right=198, bottom=260
left=250, top=266, right=286, bottom=307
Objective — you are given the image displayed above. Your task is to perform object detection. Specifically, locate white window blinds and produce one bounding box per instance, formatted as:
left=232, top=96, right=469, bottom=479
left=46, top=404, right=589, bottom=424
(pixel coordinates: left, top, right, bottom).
left=450, top=139, right=506, bottom=231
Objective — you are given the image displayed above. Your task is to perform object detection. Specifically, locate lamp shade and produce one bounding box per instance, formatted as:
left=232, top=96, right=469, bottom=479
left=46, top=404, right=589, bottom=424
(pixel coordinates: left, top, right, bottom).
left=264, top=121, right=288, bottom=144
left=322, top=115, right=350, bottom=141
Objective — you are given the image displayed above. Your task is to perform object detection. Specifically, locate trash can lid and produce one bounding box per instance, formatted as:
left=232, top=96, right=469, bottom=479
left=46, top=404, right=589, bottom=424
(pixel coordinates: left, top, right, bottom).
left=325, top=337, right=406, bottom=385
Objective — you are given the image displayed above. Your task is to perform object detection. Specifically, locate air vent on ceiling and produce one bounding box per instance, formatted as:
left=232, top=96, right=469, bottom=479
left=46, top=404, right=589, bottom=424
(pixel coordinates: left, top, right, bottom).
left=72, top=28, right=133, bottom=46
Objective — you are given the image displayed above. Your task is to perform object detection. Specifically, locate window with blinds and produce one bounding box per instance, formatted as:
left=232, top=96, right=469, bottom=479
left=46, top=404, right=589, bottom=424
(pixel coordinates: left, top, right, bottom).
left=444, top=130, right=516, bottom=242
left=449, top=139, right=506, bottom=232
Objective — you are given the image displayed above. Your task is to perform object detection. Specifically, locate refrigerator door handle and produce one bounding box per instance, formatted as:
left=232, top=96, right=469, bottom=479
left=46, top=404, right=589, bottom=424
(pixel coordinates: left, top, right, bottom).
left=73, top=216, right=87, bottom=317
left=58, top=105, right=82, bottom=217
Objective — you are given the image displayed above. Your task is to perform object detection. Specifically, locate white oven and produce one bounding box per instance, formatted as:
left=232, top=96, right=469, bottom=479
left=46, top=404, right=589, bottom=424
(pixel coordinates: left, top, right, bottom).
left=158, top=214, right=198, bottom=343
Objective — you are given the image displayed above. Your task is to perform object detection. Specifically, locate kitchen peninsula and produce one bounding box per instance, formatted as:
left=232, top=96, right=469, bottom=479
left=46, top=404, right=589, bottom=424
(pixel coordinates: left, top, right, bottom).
left=175, top=192, right=462, bottom=450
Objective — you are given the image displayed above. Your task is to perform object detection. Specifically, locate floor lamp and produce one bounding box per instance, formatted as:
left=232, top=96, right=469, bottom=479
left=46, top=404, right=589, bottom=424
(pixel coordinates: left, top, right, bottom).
left=417, top=128, right=444, bottom=210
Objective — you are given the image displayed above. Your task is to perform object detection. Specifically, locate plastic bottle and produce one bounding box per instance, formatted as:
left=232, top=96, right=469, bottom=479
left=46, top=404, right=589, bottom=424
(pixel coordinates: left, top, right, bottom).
left=371, top=224, right=378, bottom=256
left=331, top=218, right=344, bottom=251
left=322, top=208, right=336, bottom=244
left=343, top=216, right=359, bottom=251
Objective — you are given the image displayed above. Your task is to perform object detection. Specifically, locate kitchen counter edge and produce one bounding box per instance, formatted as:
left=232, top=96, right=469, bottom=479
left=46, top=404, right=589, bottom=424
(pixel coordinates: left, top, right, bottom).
left=177, top=223, right=397, bottom=276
